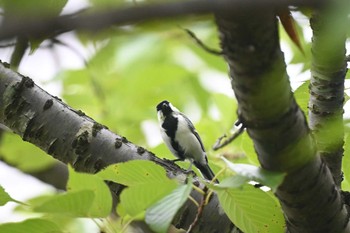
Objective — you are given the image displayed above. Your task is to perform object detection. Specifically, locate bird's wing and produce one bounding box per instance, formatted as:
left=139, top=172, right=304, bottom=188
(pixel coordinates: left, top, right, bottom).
left=179, top=112, right=206, bottom=153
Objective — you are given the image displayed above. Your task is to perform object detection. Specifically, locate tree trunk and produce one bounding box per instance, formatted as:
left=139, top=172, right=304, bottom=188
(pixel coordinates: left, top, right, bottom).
left=214, top=6, right=350, bottom=232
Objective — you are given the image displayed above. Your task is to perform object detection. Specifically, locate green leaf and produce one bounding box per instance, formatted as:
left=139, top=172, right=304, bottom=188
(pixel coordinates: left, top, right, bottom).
left=67, top=166, right=112, bottom=217
left=240, top=132, right=260, bottom=166
left=294, top=80, right=310, bottom=115
left=0, top=218, right=62, bottom=233
left=214, top=175, right=250, bottom=189
left=221, top=157, right=285, bottom=191
left=119, top=181, right=178, bottom=218
left=217, top=185, right=285, bottom=233
left=0, top=186, right=24, bottom=206
left=97, top=160, right=170, bottom=186
left=145, top=180, right=193, bottom=233
left=0, top=133, right=55, bottom=172
left=33, top=190, right=94, bottom=217
left=98, top=160, right=179, bottom=218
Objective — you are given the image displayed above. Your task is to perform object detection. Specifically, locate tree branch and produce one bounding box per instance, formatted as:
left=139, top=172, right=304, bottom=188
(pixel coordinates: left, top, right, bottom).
left=308, top=1, right=347, bottom=187
left=0, top=0, right=324, bottom=41
left=0, top=62, right=235, bottom=233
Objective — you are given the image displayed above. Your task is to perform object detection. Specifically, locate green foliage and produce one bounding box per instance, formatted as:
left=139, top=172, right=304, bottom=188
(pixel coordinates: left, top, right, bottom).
left=97, top=160, right=174, bottom=185
left=294, top=80, right=310, bottom=114
left=0, top=133, right=56, bottom=172
left=0, top=218, right=62, bottom=233
left=220, top=157, right=285, bottom=192
left=59, top=21, right=230, bottom=147
left=217, top=185, right=285, bottom=233
left=145, top=180, right=193, bottom=233
left=0, top=0, right=67, bottom=16
left=33, top=190, right=95, bottom=217
left=66, top=166, right=112, bottom=217
left=0, top=185, right=23, bottom=206
left=3, top=1, right=346, bottom=232
left=13, top=170, right=109, bottom=219
left=98, top=160, right=179, bottom=220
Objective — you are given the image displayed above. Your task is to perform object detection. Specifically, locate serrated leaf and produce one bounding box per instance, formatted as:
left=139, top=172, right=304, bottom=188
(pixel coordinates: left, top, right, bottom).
left=97, top=160, right=170, bottom=186
left=0, top=218, right=62, bottom=233
left=67, top=166, right=112, bottom=217
left=33, top=190, right=94, bottom=217
left=213, top=175, right=249, bottom=189
left=119, top=181, right=178, bottom=218
left=221, top=157, right=285, bottom=191
left=217, top=185, right=285, bottom=233
left=0, top=185, right=24, bottom=206
left=0, top=133, right=55, bottom=172
left=145, top=180, right=193, bottom=233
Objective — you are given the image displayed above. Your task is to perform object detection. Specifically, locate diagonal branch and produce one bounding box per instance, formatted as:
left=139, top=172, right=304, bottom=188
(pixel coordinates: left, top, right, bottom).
left=0, top=62, right=235, bottom=233
left=0, top=0, right=324, bottom=41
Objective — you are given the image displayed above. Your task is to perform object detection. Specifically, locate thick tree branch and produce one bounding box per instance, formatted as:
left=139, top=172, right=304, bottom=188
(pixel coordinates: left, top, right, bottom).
left=308, top=2, right=348, bottom=187
left=0, top=62, right=235, bottom=233
left=0, top=0, right=324, bottom=41
left=214, top=5, right=350, bottom=233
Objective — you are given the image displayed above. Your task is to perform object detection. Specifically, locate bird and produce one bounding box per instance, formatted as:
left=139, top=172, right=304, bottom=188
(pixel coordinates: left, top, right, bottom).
left=156, top=100, right=218, bottom=183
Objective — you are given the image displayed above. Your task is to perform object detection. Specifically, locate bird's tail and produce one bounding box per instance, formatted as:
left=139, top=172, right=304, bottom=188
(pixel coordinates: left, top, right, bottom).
left=194, top=162, right=219, bottom=183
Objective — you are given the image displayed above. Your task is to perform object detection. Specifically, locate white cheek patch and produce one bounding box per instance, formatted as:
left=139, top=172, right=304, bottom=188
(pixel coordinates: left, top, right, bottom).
left=169, top=103, right=180, bottom=112
left=157, top=111, right=165, bottom=122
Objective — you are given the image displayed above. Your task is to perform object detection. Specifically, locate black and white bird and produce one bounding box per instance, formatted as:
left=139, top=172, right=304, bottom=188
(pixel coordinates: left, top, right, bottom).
left=156, top=100, right=218, bottom=183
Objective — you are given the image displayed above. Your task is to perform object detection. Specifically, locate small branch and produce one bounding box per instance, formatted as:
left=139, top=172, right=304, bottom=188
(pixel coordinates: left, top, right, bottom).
left=346, top=54, right=350, bottom=62
left=186, top=187, right=209, bottom=233
left=212, top=120, right=245, bottom=150
left=182, top=28, right=223, bottom=55
left=0, top=42, right=16, bottom=48
left=10, top=36, right=28, bottom=70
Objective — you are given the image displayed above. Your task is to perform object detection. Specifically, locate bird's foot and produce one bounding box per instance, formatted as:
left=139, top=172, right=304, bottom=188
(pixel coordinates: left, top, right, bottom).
left=183, top=169, right=196, bottom=176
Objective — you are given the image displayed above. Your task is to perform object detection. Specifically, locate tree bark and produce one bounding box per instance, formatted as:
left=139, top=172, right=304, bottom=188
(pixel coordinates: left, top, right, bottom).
left=214, top=6, right=350, bottom=232
left=308, top=2, right=348, bottom=188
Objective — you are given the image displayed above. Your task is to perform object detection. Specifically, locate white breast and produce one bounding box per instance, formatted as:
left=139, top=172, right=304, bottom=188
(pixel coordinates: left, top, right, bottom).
left=175, top=116, right=207, bottom=164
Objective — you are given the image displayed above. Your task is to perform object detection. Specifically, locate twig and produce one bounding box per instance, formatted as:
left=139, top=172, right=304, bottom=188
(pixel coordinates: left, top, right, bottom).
left=346, top=54, right=350, bottom=62
left=0, top=42, right=16, bottom=48
left=188, top=195, right=200, bottom=207
left=186, top=186, right=210, bottom=233
left=212, top=120, right=245, bottom=150
left=181, top=27, right=223, bottom=55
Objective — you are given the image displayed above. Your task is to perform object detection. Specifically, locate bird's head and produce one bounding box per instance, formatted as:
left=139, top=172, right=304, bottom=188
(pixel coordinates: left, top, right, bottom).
left=156, top=100, right=179, bottom=121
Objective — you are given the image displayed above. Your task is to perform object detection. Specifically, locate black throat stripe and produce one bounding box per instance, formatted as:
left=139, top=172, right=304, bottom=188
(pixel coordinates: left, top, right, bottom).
left=162, top=115, right=185, bottom=160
